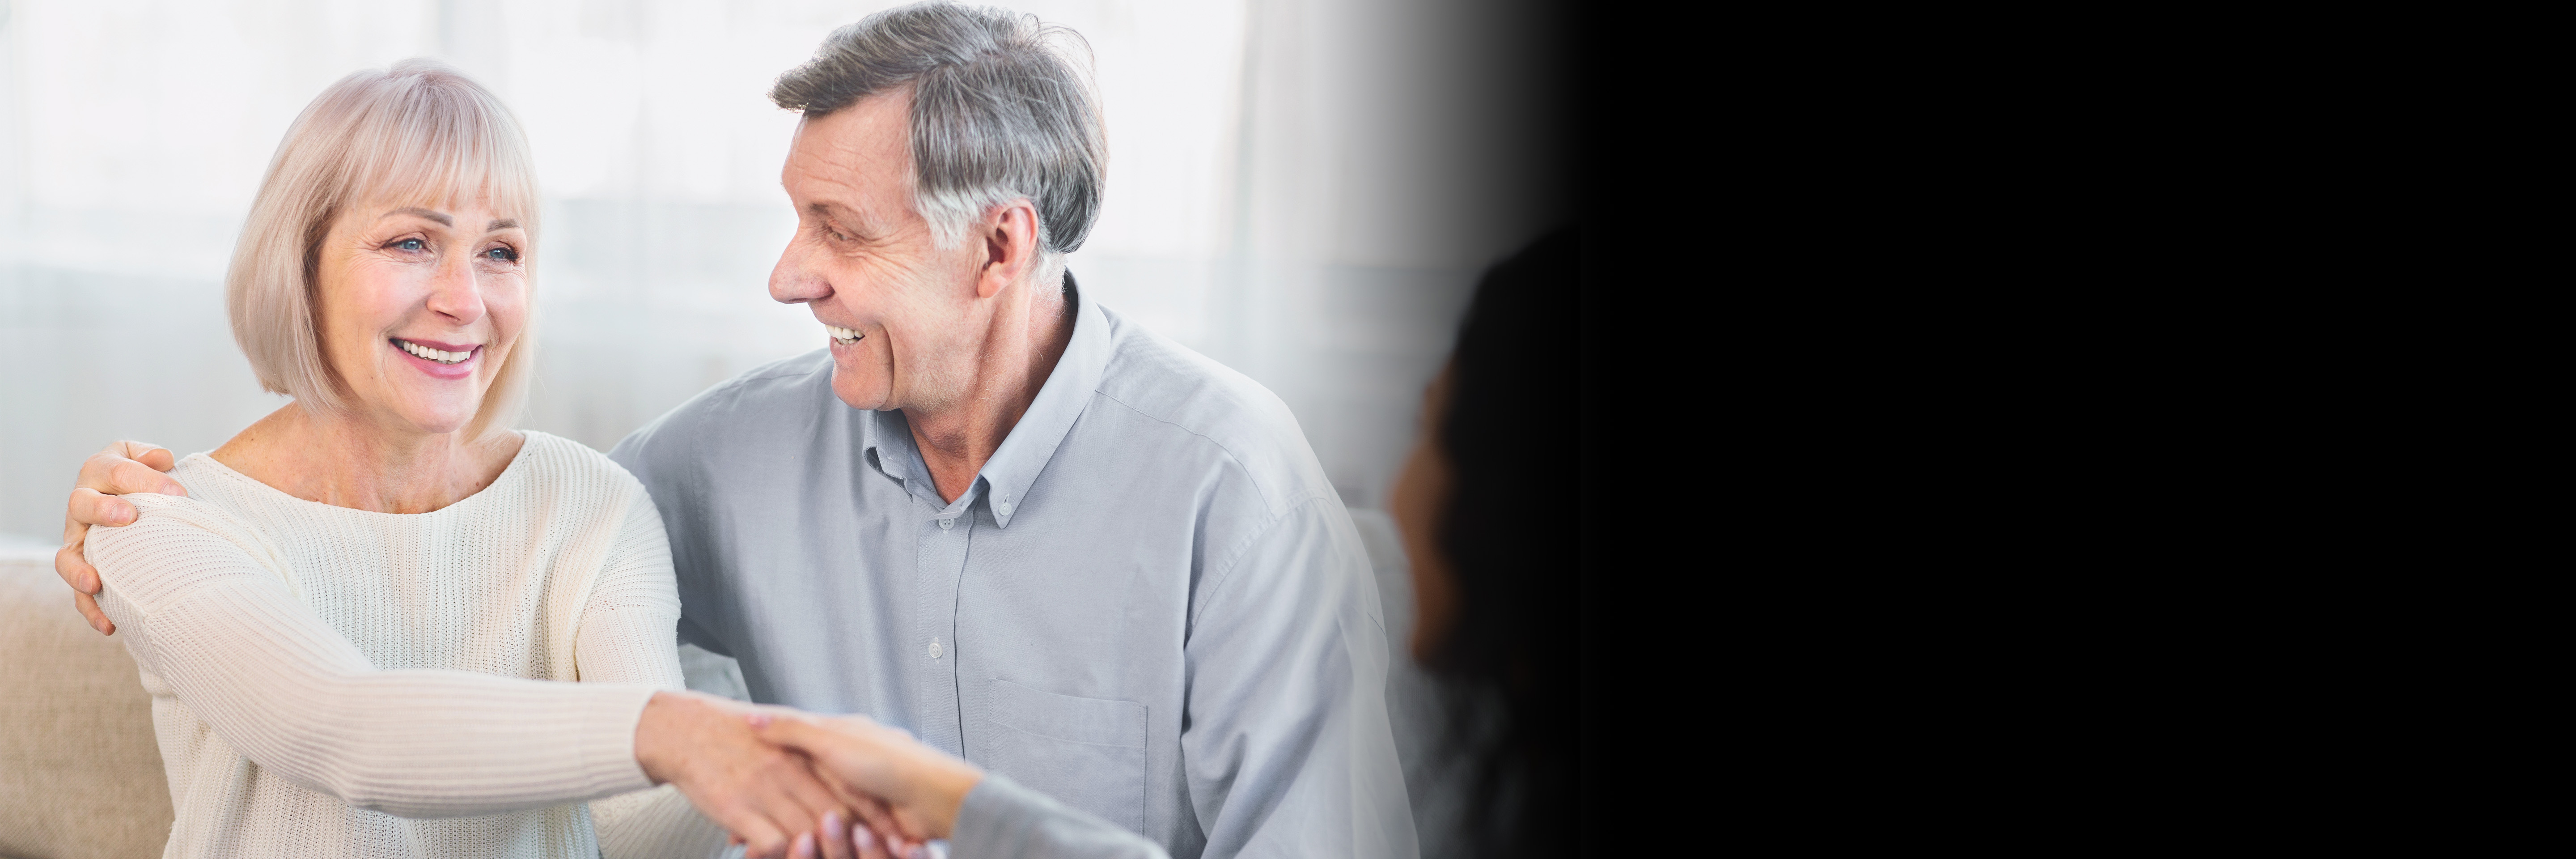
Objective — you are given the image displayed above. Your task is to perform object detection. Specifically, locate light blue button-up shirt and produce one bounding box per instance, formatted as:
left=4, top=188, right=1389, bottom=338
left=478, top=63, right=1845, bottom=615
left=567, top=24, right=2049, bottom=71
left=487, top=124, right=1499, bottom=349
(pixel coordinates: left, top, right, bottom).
left=610, top=282, right=1415, bottom=859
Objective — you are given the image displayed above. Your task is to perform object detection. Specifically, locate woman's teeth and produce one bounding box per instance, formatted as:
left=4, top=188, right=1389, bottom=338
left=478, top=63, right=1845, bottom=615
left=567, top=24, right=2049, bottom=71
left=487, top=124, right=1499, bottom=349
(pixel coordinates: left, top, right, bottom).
left=397, top=340, right=472, bottom=364
left=826, top=324, right=863, bottom=344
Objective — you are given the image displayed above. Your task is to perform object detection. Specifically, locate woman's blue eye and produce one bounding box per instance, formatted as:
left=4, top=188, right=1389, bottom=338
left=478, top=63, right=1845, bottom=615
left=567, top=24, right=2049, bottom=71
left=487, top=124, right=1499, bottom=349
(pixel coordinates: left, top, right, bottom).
left=395, top=238, right=425, bottom=251
left=486, top=247, right=519, bottom=262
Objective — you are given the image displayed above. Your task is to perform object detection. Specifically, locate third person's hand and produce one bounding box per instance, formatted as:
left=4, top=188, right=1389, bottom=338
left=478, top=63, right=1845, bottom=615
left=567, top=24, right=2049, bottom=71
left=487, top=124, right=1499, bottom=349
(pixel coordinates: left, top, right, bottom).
left=751, top=711, right=981, bottom=846
left=635, top=691, right=853, bottom=859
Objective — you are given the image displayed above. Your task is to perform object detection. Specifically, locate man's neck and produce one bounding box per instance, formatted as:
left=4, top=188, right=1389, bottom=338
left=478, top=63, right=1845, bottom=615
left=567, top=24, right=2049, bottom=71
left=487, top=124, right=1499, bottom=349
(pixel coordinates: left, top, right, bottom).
left=906, top=280, right=1076, bottom=504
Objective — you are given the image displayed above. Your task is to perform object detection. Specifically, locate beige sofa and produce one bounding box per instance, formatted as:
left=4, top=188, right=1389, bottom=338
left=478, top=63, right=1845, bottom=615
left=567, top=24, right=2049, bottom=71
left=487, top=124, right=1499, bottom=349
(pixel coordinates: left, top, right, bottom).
left=1, top=548, right=174, bottom=859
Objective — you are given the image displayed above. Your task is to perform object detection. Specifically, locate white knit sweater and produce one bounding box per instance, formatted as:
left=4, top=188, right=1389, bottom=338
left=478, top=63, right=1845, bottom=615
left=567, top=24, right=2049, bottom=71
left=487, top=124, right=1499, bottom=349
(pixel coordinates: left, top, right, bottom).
left=89, top=432, right=728, bottom=859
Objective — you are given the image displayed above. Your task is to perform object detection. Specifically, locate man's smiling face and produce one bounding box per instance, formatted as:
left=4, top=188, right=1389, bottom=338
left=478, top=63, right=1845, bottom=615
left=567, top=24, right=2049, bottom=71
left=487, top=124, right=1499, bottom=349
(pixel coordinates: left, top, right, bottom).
left=768, top=88, right=983, bottom=413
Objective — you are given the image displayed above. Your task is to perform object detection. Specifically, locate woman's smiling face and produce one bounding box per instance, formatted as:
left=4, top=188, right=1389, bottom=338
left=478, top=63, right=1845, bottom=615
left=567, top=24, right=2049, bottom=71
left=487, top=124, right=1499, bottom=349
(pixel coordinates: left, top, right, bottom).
left=310, top=197, right=530, bottom=436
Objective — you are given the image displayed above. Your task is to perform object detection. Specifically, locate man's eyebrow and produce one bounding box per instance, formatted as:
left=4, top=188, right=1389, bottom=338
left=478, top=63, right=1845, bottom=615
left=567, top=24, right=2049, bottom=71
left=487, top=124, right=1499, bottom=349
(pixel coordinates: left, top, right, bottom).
left=807, top=202, right=876, bottom=236
left=381, top=207, right=453, bottom=226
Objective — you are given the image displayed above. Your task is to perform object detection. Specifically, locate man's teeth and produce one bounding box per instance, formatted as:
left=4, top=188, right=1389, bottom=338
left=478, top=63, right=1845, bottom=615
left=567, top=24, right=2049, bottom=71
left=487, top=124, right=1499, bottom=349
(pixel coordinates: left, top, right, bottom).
left=826, top=325, right=863, bottom=343
left=398, top=340, right=471, bottom=364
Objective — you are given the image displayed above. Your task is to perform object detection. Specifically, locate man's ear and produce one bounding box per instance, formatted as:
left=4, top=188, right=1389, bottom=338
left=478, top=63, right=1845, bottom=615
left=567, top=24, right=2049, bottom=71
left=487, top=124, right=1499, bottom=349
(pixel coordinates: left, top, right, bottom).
left=975, top=201, right=1042, bottom=300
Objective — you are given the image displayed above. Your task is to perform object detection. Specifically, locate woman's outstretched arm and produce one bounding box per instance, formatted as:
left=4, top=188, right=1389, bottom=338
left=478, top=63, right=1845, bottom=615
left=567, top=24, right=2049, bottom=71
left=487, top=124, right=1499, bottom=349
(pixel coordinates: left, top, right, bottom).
left=87, top=493, right=843, bottom=858
left=90, top=494, right=654, bottom=816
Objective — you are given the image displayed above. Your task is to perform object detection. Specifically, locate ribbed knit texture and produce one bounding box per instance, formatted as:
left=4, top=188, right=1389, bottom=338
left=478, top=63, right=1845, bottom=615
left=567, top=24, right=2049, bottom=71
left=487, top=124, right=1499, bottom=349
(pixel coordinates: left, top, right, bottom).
left=88, top=431, right=720, bottom=859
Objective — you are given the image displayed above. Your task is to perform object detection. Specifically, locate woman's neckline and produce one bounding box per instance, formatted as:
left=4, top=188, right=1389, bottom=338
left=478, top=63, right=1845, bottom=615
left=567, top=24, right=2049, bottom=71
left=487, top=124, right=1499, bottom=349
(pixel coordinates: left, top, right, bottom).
left=186, top=431, right=542, bottom=518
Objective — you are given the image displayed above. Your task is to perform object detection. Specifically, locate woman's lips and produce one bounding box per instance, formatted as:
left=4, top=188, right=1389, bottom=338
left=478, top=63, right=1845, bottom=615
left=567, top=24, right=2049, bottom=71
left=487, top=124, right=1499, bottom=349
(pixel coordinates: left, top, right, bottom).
left=400, top=337, right=481, bottom=353
left=391, top=338, right=479, bottom=380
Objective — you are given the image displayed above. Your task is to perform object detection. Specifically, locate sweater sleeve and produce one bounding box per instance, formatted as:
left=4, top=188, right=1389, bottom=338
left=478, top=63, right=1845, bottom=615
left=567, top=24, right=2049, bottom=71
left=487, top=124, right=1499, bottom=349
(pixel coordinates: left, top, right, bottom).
left=576, top=493, right=738, bottom=859
left=88, top=494, right=660, bottom=819
left=571, top=491, right=687, bottom=689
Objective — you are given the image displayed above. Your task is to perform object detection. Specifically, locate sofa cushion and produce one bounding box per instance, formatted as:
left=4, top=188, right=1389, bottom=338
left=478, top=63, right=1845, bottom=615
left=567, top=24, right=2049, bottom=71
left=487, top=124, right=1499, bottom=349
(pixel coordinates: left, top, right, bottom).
left=0, top=550, right=174, bottom=859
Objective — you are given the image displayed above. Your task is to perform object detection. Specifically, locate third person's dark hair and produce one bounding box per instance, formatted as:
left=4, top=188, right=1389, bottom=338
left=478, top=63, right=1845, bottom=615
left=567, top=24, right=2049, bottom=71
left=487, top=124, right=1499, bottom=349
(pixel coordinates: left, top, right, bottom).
left=1426, top=227, right=1579, bottom=859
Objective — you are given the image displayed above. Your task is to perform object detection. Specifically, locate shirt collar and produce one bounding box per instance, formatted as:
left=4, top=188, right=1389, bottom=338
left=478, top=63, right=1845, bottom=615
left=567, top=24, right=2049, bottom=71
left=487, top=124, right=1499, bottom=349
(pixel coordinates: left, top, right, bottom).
left=976, top=275, right=1110, bottom=528
left=861, top=273, right=1110, bottom=528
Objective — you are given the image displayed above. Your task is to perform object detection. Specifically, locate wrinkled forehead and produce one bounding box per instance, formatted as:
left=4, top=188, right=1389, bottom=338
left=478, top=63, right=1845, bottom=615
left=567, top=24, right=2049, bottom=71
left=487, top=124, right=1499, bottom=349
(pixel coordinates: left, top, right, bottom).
left=784, top=93, right=917, bottom=217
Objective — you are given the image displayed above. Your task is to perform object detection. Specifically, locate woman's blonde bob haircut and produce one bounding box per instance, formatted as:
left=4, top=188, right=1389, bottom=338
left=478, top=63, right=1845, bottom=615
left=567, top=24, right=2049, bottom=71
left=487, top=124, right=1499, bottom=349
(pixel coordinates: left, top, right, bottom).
left=229, top=59, right=539, bottom=441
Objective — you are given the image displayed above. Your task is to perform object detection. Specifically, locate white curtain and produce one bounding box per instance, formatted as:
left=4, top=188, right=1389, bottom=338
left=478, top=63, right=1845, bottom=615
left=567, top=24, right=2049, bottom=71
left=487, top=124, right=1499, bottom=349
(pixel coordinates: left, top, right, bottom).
left=0, top=0, right=1559, bottom=542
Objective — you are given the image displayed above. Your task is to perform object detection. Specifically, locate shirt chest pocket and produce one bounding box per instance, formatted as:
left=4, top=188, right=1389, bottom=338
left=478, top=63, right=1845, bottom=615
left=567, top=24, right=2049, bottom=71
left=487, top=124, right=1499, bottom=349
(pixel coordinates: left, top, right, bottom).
left=982, top=678, right=1148, bottom=833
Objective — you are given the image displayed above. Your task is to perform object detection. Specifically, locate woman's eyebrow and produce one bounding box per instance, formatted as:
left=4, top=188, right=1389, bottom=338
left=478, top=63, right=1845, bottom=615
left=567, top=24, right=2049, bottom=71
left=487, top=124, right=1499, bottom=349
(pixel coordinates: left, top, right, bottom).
left=487, top=218, right=520, bottom=231
left=381, top=207, right=453, bottom=226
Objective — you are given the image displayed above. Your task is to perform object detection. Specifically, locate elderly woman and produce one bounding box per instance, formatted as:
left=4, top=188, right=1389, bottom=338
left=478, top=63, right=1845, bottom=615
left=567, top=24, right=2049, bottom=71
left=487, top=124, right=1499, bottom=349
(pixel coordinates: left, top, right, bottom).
left=77, top=60, right=856, bottom=859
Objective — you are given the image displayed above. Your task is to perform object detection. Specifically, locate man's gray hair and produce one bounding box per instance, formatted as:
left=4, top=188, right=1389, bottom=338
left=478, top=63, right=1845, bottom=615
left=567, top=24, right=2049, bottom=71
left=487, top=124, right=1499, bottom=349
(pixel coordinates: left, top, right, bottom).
left=771, top=2, right=1105, bottom=258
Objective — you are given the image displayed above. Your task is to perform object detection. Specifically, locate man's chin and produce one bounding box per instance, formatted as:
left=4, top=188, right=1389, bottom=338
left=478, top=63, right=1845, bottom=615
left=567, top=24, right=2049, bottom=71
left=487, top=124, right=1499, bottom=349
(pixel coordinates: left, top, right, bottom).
left=828, top=367, right=891, bottom=411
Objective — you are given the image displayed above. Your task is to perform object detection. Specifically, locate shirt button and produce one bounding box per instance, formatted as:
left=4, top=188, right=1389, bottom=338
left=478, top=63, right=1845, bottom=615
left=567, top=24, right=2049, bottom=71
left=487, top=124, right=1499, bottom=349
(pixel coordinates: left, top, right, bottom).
left=938, top=518, right=954, bottom=531
left=928, top=638, right=944, bottom=659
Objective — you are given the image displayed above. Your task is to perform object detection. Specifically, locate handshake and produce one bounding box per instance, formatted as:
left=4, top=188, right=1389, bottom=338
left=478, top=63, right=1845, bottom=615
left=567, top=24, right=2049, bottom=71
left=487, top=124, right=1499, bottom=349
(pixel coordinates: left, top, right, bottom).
left=636, top=691, right=983, bottom=859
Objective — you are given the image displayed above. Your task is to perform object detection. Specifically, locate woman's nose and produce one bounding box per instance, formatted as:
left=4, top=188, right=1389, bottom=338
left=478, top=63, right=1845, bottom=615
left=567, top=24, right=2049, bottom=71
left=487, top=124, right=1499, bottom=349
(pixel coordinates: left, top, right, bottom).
left=426, top=254, right=487, bottom=325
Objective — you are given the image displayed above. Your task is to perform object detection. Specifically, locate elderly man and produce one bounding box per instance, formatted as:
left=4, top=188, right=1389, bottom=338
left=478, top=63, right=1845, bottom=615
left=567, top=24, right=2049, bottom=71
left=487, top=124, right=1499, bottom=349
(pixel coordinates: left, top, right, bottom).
left=54, top=4, right=1412, bottom=858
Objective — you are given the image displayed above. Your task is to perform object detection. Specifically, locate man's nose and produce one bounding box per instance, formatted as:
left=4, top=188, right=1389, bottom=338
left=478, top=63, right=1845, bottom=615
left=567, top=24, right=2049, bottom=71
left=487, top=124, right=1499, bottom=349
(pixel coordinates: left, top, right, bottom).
left=428, top=254, right=487, bottom=325
left=769, top=241, right=830, bottom=305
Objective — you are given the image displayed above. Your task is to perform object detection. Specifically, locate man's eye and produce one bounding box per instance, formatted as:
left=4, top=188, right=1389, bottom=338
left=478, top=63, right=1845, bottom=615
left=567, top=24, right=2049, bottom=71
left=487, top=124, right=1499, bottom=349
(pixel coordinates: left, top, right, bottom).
left=394, top=238, right=426, bottom=251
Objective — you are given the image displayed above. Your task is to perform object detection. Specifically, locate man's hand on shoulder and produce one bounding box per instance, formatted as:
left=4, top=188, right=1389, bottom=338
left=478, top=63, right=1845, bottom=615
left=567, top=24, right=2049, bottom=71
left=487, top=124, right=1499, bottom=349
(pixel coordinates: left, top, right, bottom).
left=57, top=440, right=187, bottom=636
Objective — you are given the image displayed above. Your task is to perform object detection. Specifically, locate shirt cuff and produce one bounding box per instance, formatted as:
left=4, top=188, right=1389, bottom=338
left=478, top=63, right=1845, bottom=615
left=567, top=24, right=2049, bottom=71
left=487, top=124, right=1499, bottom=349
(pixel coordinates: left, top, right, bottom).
left=953, top=773, right=1034, bottom=856
left=951, top=773, right=1167, bottom=859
